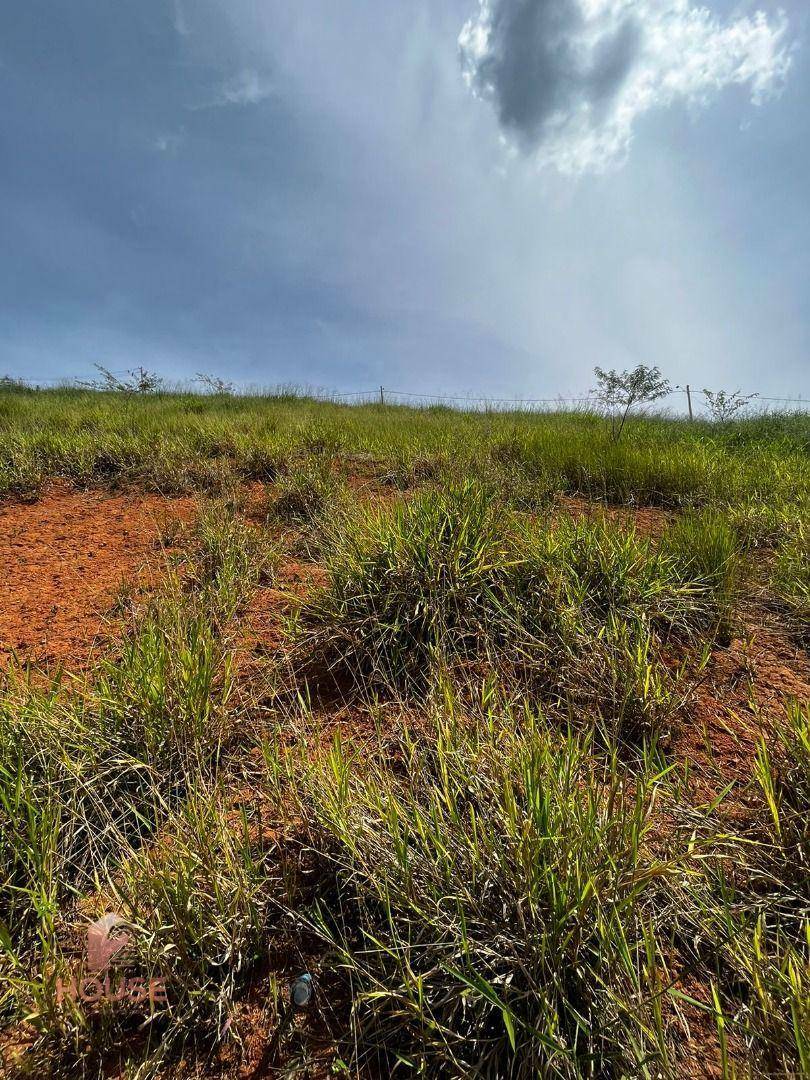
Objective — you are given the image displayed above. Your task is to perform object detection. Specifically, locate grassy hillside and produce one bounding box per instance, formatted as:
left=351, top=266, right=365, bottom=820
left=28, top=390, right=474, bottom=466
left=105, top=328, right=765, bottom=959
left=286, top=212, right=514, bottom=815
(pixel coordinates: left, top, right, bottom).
left=1, top=385, right=808, bottom=505
left=0, top=388, right=808, bottom=1078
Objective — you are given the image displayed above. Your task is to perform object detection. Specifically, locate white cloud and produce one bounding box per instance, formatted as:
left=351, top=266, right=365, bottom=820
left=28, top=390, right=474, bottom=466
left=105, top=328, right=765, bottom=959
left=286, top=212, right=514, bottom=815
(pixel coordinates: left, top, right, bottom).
left=193, top=69, right=275, bottom=110
left=459, top=0, right=793, bottom=174
left=172, top=0, right=189, bottom=37
left=153, top=131, right=184, bottom=153
left=218, top=69, right=275, bottom=105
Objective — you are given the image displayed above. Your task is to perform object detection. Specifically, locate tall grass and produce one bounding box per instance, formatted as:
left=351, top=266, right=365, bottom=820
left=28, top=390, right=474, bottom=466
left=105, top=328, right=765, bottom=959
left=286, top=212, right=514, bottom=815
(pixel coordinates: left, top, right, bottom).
left=252, top=686, right=810, bottom=1078
left=772, top=523, right=810, bottom=626
left=291, top=485, right=738, bottom=738
left=0, top=389, right=807, bottom=1077
left=0, top=505, right=279, bottom=1069
left=106, top=785, right=284, bottom=1054
left=258, top=701, right=763, bottom=1078
left=265, top=457, right=345, bottom=527
left=677, top=699, right=810, bottom=1078
left=1, top=387, right=807, bottom=513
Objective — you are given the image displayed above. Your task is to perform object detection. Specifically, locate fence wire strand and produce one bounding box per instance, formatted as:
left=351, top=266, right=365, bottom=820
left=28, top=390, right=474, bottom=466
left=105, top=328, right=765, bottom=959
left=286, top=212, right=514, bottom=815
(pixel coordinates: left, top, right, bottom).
left=0, top=376, right=806, bottom=409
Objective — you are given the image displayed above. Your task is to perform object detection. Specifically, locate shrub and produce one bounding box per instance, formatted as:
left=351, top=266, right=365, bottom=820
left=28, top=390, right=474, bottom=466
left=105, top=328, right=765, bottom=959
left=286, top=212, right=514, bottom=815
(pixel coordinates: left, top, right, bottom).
left=267, top=458, right=344, bottom=527
left=275, top=711, right=693, bottom=1077
left=292, top=487, right=718, bottom=736
left=592, top=364, right=671, bottom=443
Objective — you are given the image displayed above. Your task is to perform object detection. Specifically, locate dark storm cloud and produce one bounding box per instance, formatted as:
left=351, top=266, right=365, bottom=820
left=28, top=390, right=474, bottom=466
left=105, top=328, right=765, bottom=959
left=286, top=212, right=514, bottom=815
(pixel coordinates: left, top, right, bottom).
left=459, top=0, right=793, bottom=173
left=460, top=0, right=639, bottom=149
left=0, top=1, right=373, bottom=380
left=0, top=1, right=807, bottom=398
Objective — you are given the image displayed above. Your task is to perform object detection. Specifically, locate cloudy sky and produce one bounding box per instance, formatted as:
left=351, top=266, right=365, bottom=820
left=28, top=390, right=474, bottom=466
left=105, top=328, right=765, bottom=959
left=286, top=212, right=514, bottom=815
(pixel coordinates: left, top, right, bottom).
left=2, top=1, right=808, bottom=401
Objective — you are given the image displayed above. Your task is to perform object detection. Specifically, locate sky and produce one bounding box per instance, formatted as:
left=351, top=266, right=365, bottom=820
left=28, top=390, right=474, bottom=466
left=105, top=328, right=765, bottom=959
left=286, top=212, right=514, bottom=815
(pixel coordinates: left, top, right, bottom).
left=1, top=0, right=808, bottom=402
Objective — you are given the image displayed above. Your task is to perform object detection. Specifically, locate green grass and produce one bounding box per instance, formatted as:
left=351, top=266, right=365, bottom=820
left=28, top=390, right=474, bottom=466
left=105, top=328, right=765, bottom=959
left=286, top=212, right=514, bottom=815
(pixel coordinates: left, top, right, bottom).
left=269, top=710, right=689, bottom=1077
left=679, top=698, right=810, bottom=1078
left=262, top=697, right=809, bottom=1078
left=0, top=506, right=279, bottom=1071
left=263, top=455, right=349, bottom=558
left=0, top=388, right=807, bottom=1078
left=772, top=524, right=810, bottom=624
left=0, top=386, right=807, bottom=514
left=660, top=509, right=747, bottom=637
left=291, top=484, right=736, bottom=738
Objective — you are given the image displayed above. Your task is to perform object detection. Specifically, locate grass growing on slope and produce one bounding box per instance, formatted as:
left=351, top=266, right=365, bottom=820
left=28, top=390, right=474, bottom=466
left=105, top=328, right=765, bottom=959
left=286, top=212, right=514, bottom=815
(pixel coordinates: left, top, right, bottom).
left=675, top=699, right=810, bottom=1079
left=252, top=689, right=810, bottom=1078
left=771, top=524, right=810, bottom=625
left=103, top=785, right=285, bottom=1065
left=0, top=504, right=279, bottom=1069
left=0, top=387, right=807, bottom=1077
left=660, top=509, right=746, bottom=637
left=262, top=706, right=706, bottom=1077
left=754, top=698, right=810, bottom=902
left=1, top=386, right=807, bottom=513
left=291, top=484, right=741, bottom=735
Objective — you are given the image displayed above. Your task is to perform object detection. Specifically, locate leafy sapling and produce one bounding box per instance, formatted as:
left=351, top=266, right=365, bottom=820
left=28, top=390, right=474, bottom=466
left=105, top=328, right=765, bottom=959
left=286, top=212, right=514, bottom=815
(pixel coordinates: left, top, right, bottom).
left=702, top=388, right=757, bottom=423
left=592, top=364, right=671, bottom=442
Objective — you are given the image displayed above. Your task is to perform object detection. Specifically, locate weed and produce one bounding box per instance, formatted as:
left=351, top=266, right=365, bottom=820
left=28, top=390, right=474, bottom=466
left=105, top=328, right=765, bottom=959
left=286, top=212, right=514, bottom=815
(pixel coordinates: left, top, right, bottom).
left=268, top=709, right=697, bottom=1077
left=0, top=389, right=807, bottom=1076
left=1, top=386, right=806, bottom=511
left=266, top=457, right=345, bottom=528
left=292, top=486, right=721, bottom=742
left=772, top=524, right=810, bottom=624
left=662, top=509, right=745, bottom=635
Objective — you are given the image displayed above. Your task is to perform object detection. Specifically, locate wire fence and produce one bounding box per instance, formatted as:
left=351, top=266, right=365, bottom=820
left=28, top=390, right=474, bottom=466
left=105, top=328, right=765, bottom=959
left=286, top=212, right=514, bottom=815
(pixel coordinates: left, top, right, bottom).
left=337, top=387, right=807, bottom=406
left=1, top=374, right=807, bottom=413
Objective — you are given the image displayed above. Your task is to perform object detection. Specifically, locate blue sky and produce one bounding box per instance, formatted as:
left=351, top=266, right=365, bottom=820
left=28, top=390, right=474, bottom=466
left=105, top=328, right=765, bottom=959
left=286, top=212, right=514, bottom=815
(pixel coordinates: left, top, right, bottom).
left=1, top=1, right=808, bottom=401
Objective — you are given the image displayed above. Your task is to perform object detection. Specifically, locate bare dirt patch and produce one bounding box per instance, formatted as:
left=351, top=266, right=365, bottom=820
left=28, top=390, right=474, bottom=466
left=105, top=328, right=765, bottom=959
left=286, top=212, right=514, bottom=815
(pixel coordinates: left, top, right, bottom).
left=557, top=494, right=672, bottom=536
left=0, top=484, right=196, bottom=670
left=668, top=617, right=810, bottom=821
left=231, top=559, right=330, bottom=691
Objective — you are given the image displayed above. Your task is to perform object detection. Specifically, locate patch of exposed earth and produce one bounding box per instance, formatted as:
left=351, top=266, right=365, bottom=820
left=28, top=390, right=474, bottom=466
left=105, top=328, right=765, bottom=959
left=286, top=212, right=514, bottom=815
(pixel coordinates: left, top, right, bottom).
left=672, top=622, right=809, bottom=803
left=0, top=484, right=196, bottom=670
left=557, top=494, right=672, bottom=536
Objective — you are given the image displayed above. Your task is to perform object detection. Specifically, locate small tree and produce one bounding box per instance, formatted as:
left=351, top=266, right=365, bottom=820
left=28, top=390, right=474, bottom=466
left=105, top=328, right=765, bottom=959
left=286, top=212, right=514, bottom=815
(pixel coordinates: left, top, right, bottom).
left=592, top=365, right=671, bottom=442
left=195, top=372, right=234, bottom=395
left=0, top=375, right=32, bottom=393
left=83, top=365, right=164, bottom=394
left=702, top=388, right=757, bottom=423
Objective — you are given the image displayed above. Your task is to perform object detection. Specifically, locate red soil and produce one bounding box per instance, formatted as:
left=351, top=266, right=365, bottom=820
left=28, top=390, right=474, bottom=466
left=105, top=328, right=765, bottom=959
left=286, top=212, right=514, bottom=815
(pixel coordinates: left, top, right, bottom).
left=0, top=485, right=195, bottom=671
left=557, top=494, right=672, bottom=536
left=232, top=559, right=329, bottom=690
left=1, top=483, right=806, bottom=1078
left=672, top=622, right=810, bottom=810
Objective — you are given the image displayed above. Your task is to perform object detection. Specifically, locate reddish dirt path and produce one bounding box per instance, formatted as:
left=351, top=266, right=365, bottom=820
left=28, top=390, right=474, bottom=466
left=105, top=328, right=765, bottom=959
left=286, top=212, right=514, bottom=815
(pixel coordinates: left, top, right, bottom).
left=0, top=485, right=195, bottom=670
